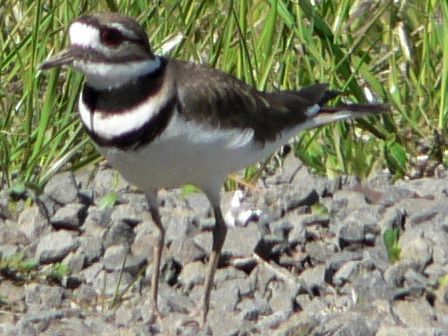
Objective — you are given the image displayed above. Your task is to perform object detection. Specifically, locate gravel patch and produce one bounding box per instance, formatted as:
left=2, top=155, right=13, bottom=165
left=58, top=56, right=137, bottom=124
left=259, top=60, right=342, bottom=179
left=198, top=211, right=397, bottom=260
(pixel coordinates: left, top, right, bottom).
left=1, top=159, right=448, bottom=335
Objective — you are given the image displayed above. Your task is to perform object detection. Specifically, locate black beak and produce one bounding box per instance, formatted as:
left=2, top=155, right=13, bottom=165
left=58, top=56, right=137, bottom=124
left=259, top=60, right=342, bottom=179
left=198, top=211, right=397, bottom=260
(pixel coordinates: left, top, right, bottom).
left=40, top=48, right=75, bottom=70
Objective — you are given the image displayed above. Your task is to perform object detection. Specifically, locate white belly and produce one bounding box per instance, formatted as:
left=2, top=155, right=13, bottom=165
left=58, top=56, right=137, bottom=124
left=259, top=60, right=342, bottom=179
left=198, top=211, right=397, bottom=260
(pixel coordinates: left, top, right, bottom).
left=97, top=112, right=309, bottom=193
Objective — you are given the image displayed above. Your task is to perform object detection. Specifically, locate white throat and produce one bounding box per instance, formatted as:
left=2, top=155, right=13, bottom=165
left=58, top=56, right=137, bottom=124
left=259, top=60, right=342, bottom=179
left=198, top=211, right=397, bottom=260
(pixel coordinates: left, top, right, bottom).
left=74, top=57, right=161, bottom=90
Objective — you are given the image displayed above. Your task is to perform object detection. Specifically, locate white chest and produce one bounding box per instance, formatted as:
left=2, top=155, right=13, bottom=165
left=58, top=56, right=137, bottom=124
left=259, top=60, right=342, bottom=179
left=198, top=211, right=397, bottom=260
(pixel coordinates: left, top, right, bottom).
left=96, top=112, right=265, bottom=192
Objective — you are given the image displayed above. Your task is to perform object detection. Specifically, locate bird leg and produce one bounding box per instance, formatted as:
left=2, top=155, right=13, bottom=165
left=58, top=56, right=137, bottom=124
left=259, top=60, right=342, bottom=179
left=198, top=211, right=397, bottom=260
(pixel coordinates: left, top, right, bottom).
left=201, top=204, right=227, bottom=325
left=146, top=193, right=165, bottom=323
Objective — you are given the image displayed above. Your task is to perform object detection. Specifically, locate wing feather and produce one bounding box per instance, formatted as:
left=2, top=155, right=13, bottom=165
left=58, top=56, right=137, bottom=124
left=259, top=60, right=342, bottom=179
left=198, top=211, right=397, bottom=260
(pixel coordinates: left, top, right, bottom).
left=168, top=58, right=320, bottom=142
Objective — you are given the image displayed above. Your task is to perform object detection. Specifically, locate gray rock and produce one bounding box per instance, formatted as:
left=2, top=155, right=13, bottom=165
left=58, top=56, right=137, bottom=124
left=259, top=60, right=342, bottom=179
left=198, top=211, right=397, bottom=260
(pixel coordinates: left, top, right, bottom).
left=110, top=202, right=150, bottom=227
left=298, top=264, right=326, bottom=293
left=18, top=310, right=65, bottom=335
left=0, top=244, right=19, bottom=258
left=351, top=266, right=392, bottom=301
left=379, top=206, right=406, bottom=232
left=165, top=210, right=199, bottom=242
left=78, top=236, right=103, bottom=265
left=269, top=155, right=305, bottom=185
left=60, top=274, right=82, bottom=289
left=333, top=260, right=360, bottom=286
left=207, top=310, right=248, bottom=336
left=75, top=283, right=98, bottom=305
left=131, top=222, right=158, bottom=260
left=269, top=218, right=293, bottom=241
left=158, top=283, right=195, bottom=315
left=338, top=221, right=365, bottom=248
left=78, top=188, right=95, bottom=205
left=44, top=171, right=79, bottom=204
left=0, top=189, right=10, bottom=218
left=397, top=197, right=437, bottom=220
left=35, top=193, right=59, bottom=218
left=168, top=237, right=206, bottom=265
left=41, top=311, right=118, bottom=335
left=255, top=309, right=292, bottom=331
left=272, top=313, right=319, bottom=336
left=248, top=264, right=277, bottom=294
left=362, top=247, right=390, bottom=272
left=384, top=263, right=408, bottom=288
left=306, top=240, right=337, bottom=263
left=283, top=187, right=319, bottom=211
left=51, top=203, right=87, bottom=230
left=327, top=314, right=376, bottom=336
left=397, top=177, right=448, bottom=198
left=7, top=161, right=448, bottom=334
left=332, top=190, right=368, bottom=211
left=399, top=235, right=433, bottom=272
left=83, top=206, right=111, bottom=238
left=325, top=251, right=363, bottom=284
left=393, top=298, right=436, bottom=328
left=178, top=261, right=206, bottom=291
left=195, top=224, right=263, bottom=260
left=376, top=325, right=435, bottom=336
left=214, top=267, right=248, bottom=284
left=35, top=231, right=79, bottom=264
left=222, top=224, right=262, bottom=258
left=238, top=297, right=272, bottom=321
left=403, top=268, right=429, bottom=288
left=342, top=207, right=383, bottom=233
left=62, top=251, right=85, bottom=274
left=267, top=279, right=300, bottom=312
left=103, top=220, right=134, bottom=248
left=92, top=168, right=128, bottom=198
left=0, top=219, right=30, bottom=245
left=208, top=279, right=240, bottom=314
left=18, top=205, right=49, bottom=241
left=257, top=233, right=289, bottom=259
left=91, top=269, right=133, bottom=296
left=409, top=208, right=438, bottom=225
left=289, top=162, right=333, bottom=197
left=185, top=192, right=212, bottom=219
left=0, top=323, right=16, bottom=336
left=103, top=244, right=147, bottom=276
left=79, top=261, right=103, bottom=284
left=25, top=283, right=64, bottom=311
left=367, top=171, right=393, bottom=188
left=378, top=185, right=415, bottom=206
left=424, top=264, right=448, bottom=286
left=0, top=280, right=26, bottom=313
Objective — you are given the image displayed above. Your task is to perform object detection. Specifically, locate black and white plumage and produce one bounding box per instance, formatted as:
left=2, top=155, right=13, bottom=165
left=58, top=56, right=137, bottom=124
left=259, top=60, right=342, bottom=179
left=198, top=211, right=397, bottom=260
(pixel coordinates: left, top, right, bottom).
left=41, top=12, right=389, bottom=326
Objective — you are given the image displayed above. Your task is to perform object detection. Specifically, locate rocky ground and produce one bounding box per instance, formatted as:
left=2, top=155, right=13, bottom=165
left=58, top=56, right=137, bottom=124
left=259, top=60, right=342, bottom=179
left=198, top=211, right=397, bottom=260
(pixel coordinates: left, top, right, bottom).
left=0, top=155, right=448, bottom=336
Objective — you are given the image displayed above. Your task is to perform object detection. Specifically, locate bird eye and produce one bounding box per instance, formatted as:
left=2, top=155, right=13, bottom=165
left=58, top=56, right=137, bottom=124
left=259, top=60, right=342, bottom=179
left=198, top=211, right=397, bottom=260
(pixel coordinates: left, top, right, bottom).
left=100, top=28, right=123, bottom=47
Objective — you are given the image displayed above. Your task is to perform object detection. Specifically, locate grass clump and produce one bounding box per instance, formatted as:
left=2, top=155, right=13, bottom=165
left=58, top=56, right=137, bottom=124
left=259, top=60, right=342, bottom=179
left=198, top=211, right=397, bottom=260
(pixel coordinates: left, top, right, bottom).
left=1, top=0, right=447, bottom=190
left=383, top=228, right=401, bottom=263
left=0, top=252, right=39, bottom=282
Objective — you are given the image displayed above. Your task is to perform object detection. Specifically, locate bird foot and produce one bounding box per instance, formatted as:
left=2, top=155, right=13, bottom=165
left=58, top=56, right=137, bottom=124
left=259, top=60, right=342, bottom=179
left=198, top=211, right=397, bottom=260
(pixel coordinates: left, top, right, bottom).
left=148, top=302, right=163, bottom=326
left=175, top=310, right=211, bottom=335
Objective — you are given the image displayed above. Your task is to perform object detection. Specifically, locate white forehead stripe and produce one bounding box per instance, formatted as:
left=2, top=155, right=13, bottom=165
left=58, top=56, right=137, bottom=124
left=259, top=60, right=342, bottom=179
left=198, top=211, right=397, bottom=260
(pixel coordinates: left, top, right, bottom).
left=69, top=22, right=100, bottom=47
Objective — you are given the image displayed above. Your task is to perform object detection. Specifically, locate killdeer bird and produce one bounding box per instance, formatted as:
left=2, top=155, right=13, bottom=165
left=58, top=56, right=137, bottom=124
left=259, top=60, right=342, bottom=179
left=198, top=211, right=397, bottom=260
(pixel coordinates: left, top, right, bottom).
left=41, top=13, right=388, bottom=325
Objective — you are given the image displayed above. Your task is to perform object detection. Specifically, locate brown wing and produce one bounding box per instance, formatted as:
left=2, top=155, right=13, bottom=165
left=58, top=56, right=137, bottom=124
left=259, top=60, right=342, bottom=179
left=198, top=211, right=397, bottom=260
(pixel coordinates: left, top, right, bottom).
left=168, top=58, right=325, bottom=142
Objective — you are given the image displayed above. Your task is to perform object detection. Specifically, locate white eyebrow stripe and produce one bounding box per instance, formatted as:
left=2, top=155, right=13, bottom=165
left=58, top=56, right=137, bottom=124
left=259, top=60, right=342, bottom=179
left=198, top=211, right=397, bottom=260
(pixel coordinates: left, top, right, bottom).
left=108, top=22, right=139, bottom=39
left=69, top=21, right=135, bottom=55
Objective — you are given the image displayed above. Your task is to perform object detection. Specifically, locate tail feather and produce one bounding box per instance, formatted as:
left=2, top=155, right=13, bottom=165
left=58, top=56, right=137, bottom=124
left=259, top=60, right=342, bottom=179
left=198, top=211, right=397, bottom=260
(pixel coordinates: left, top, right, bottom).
left=312, top=103, right=390, bottom=127
left=320, top=103, right=390, bottom=114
